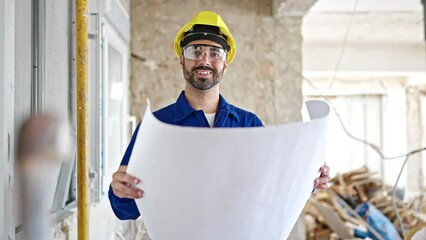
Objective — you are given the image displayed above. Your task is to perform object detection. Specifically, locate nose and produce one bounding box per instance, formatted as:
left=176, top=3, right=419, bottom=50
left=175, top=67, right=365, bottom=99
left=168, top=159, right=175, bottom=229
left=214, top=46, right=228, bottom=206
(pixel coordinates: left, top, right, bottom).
left=199, top=51, right=211, bottom=65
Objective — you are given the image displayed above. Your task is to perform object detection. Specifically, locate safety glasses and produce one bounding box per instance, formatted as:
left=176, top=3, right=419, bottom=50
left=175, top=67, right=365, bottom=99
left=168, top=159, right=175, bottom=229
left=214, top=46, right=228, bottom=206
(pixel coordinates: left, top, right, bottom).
left=183, top=44, right=227, bottom=62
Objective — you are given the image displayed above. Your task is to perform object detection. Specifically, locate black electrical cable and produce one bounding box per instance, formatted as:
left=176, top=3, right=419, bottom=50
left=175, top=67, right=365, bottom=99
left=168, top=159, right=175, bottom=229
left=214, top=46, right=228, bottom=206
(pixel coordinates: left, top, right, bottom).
left=392, top=147, right=426, bottom=235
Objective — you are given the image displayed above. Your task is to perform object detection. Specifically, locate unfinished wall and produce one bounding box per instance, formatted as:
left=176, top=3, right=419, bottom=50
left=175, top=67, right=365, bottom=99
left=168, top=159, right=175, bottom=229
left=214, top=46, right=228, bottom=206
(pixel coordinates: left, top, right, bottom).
left=130, top=0, right=311, bottom=125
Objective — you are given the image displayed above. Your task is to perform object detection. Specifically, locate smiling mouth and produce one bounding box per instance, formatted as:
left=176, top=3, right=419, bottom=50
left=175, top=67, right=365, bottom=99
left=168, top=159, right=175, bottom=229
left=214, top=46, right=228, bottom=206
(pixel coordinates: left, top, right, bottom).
left=195, top=70, right=212, bottom=75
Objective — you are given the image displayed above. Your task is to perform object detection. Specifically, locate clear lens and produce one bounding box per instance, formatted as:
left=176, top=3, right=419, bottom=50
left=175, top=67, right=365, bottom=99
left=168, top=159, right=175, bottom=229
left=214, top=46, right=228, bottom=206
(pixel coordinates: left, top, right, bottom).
left=183, top=44, right=227, bottom=62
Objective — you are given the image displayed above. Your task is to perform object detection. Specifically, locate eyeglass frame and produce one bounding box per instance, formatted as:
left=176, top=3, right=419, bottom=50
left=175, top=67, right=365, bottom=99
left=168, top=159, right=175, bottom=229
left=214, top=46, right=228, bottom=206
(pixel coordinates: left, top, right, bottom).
left=182, top=44, right=227, bottom=62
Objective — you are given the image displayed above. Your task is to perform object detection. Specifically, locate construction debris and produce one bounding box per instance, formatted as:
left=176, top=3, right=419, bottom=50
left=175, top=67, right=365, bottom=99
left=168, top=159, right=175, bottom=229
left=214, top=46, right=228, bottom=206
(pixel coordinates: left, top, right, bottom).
left=305, top=166, right=426, bottom=240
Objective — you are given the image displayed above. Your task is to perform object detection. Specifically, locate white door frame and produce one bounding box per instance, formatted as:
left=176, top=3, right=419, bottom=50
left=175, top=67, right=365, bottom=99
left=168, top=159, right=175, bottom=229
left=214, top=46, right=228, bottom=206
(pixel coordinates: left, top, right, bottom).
left=0, top=0, right=15, bottom=239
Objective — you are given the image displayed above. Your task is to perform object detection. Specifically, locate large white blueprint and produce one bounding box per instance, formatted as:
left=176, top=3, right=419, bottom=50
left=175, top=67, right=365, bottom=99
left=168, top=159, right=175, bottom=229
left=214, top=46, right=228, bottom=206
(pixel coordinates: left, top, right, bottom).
left=127, top=100, right=330, bottom=240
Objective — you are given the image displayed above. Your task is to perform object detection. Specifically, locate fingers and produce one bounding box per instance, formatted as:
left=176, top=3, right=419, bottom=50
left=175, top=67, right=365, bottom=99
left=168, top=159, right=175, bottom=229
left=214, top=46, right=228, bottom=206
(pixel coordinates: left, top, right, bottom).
left=314, top=176, right=331, bottom=190
left=314, top=164, right=331, bottom=191
left=111, top=165, right=144, bottom=199
left=315, top=183, right=329, bottom=190
left=319, top=164, right=330, bottom=177
left=112, top=180, right=144, bottom=199
left=113, top=170, right=141, bottom=186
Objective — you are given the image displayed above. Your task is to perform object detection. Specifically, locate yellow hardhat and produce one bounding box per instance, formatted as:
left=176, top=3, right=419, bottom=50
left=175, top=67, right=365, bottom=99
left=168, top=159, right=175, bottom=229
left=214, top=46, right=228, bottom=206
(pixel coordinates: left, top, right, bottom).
left=174, top=11, right=236, bottom=64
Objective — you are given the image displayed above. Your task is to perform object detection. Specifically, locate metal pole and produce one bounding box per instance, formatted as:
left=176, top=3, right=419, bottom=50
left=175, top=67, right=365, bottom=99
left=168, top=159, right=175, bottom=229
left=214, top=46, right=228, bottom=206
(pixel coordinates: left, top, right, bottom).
left=76, top=0, right=89, bottom=239
left=31, top=0, right=40, bottom=115
left=422, top=0, right=426, bottom=41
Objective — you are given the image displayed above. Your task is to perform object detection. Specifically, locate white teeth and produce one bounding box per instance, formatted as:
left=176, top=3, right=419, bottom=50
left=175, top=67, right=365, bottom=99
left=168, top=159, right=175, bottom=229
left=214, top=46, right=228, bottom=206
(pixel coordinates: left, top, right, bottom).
left=196, top=70, right=211, bottom=75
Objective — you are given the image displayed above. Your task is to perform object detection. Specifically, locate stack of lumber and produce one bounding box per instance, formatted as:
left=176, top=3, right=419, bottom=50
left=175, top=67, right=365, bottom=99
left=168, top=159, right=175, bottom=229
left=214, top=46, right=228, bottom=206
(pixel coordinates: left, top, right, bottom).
left=304, top=166, right=426, bottom=240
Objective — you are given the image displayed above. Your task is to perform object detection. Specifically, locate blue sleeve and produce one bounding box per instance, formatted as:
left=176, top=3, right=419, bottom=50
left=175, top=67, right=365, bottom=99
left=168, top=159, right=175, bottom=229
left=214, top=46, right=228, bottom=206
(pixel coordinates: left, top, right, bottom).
left=251, top=114, right=264, bottom=127
left=254, top=115, right=264, bottom=127
left=108, top=186, right=140, bottom=220
left=108, top=122, right=141, bottom=220
left=120, top=122, right=141, bottom=165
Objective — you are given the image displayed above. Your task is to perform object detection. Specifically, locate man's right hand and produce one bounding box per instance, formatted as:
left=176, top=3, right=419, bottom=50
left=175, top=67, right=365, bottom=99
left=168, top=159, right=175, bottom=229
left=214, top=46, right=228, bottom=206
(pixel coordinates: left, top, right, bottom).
left=111, top=165, right=144, bottom=199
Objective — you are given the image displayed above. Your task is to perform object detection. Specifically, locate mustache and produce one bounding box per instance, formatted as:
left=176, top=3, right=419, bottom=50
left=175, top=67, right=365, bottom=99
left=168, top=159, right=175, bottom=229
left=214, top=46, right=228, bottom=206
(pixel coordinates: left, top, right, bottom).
left=191, top=66, right=216, bottom=73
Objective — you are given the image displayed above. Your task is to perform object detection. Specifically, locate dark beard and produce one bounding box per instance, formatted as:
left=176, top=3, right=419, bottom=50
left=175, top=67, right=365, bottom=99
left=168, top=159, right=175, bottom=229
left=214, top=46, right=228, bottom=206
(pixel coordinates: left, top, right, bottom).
left=183, top=63, right=223, bottom=91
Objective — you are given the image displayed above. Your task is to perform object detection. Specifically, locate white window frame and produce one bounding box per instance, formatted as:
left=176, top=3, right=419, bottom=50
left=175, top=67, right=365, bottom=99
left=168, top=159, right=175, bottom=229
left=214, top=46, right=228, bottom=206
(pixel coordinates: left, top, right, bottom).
left=87, top=0, right=131, bottom=202
left=88, top=12, right=103, bottom=203
left=100, top=15, right=131, bottom=195
left=51, top=0, right=130, bottom=211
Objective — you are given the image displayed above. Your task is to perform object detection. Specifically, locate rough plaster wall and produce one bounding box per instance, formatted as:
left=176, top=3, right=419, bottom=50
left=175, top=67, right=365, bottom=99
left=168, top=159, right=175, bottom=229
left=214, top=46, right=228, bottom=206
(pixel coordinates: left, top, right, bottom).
left=130, top=0, right=307, bottom=125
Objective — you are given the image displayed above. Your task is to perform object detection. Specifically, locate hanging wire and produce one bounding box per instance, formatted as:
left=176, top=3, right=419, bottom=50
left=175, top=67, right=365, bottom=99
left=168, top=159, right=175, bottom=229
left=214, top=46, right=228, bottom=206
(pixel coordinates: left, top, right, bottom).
left=392, top=147, right=426, bottom=235
left=327, top=0, right=359, bottom=89
left=304, top=76, right=426, bottom=160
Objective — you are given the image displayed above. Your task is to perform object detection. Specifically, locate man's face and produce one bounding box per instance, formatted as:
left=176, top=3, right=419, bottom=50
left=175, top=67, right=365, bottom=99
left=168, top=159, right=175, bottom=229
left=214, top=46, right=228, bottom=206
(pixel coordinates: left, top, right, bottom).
left=180, top=40, right=228, bottom=91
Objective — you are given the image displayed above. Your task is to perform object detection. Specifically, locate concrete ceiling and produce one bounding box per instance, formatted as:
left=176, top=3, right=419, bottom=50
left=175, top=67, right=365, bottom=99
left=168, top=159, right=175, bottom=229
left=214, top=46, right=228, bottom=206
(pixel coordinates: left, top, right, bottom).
left=303, top=12, right=424, bottom=43
left=304, top=0, right=424, bottom=43
left=302, top=0, right=426, bottom=73
left=310, top=0, right=422, bottom=12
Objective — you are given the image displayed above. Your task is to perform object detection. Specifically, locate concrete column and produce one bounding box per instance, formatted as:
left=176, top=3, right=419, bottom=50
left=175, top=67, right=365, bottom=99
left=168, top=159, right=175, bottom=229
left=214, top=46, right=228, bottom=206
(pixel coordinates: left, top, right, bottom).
left=272, top=17, right=304, bottom=124
left=405, top=84, right=425, bottom=200
left=271, top=0, right=318, bottom=124
left=272, top=2, right=318, bottom=239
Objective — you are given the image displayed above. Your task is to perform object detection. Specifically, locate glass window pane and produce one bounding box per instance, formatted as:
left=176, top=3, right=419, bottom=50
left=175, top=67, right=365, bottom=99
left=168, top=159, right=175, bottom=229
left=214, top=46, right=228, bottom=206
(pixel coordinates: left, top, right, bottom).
left=103, top=45, right=124, bottom=193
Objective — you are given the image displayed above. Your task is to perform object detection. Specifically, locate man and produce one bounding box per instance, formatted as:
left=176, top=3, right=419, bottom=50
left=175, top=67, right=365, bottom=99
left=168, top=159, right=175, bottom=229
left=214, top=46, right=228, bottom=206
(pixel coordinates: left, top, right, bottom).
left=109, top=11, right=330, bottom=220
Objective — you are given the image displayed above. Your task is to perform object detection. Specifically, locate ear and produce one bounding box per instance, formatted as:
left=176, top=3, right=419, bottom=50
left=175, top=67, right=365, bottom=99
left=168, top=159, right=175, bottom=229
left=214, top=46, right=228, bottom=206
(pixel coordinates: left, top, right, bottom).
left=179, top=54, right=184, bottom=66
left=223, top=59, right=229, bottom=74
